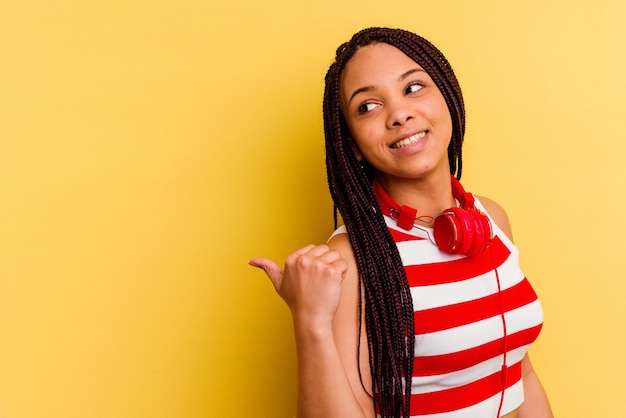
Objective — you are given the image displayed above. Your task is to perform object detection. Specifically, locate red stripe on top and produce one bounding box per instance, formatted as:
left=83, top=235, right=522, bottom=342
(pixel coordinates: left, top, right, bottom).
left=414, top=278, right=539, bottom=334
left=410, top=361, right=523, bottom=415
left=413, top=324, right=543, bottom=377
left=389, top=227, right=427, bottom=243
left=405, top=237, right=511, bottom=286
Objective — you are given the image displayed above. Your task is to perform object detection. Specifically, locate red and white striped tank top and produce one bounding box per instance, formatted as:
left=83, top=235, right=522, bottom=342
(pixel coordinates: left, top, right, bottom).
left=332, top=197, right=543, bottom=417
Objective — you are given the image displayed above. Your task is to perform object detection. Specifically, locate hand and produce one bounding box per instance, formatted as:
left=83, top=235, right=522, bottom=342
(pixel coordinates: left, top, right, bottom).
left=249, top=244, right=349, bottom=324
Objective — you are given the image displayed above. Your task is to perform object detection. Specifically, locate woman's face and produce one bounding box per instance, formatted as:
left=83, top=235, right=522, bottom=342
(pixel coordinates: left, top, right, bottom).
left=339, top=42, right=453, bottom=183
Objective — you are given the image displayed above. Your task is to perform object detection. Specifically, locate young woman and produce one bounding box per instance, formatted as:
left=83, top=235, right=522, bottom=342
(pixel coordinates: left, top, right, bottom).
left=250, top=27, right=552, bottom=418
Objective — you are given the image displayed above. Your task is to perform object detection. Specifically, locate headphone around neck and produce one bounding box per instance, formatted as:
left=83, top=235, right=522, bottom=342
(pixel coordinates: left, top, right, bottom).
left=373, top=175, right=493, bottom=257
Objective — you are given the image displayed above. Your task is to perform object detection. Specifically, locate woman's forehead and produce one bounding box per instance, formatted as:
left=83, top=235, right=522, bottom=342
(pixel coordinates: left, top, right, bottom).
left=342, top=44, right=425, bottom=82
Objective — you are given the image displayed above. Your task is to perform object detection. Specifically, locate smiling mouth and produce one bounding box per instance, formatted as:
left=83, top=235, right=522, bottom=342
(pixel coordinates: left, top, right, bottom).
left=390, top=131, right=427, bottom=149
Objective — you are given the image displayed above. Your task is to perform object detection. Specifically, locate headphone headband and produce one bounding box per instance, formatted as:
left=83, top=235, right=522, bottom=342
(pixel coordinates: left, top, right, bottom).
left=450, top=175, right=475, bottom=210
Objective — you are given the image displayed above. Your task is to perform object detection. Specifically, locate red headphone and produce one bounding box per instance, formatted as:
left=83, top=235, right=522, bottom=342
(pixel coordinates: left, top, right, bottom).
left=373, top=175, right=492, bottom=257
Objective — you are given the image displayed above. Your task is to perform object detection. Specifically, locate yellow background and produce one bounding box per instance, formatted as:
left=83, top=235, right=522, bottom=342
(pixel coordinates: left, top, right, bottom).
left=1, top=1, right=625, bottom=417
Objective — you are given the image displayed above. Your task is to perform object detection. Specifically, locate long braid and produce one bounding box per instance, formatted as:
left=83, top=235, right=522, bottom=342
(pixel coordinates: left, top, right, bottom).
left=323, top=28, right=466, bottom=417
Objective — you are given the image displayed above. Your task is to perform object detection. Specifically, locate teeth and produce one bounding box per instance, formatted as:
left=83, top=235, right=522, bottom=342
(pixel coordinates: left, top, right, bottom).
left=391, top=131, right=426, bottom=148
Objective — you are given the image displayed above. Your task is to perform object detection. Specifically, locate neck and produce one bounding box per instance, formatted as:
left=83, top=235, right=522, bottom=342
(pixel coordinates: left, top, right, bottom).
left=373, top=172, right=456, bottom=218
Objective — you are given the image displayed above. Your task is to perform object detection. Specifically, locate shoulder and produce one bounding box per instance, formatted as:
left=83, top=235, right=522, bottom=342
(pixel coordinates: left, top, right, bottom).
left=326, top=232, right=359, bottom=311
left=327, top=230, right=356, bottom=263
left=328, top=225, right=348, bottom=241
left=475, top=195, right=514, bottom=241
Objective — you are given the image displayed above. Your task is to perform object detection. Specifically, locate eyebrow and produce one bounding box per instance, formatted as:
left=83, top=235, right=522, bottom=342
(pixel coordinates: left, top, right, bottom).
left=347, top=68, right=425, bottom=106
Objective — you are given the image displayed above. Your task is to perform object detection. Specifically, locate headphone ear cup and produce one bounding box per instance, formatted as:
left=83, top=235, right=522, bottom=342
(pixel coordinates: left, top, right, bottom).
left=452, top=208, right=477, bottom=255
left=477, top=211, right=493, bottom=249
left=433, top=208, right=474, bottom=255
left=433, top=211, right=460, bottom=254
left=465, top=209, right=488, bottom=257
left=433, top=208, right=492, bottom=256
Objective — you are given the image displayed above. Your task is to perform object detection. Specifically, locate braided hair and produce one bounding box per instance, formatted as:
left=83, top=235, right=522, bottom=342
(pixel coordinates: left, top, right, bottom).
left=322, top=27, right=466, bottom=417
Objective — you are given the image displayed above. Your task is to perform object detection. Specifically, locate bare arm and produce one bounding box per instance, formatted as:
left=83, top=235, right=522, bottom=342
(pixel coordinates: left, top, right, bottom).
left=328, top=233, right=375, bottom=417
left=249, top=236, right=374, bottom=418
left=519, top=354, right=553, bottom=417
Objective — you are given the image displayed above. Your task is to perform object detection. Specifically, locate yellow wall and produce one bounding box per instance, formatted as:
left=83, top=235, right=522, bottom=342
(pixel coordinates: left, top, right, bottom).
left=1, top=1, right=624, bottom=417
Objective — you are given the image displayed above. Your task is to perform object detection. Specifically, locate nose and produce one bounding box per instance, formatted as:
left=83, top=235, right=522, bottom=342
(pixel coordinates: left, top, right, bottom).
left=386, top=99, right=414, bottom=128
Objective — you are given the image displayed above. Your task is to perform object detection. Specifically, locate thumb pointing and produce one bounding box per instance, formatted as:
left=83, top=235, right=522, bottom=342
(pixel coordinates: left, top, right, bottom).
left=248, top=258, right=284, bottom=291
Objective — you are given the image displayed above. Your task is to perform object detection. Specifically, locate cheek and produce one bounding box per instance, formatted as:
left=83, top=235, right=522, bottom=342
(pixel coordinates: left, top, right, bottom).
left=350, top=122, right=378, bottom=148
left=440, top=110, right=453, bottom=135
left=430, top=98, right=453, bottom=136
left=356, top=130, right=385, bottom=163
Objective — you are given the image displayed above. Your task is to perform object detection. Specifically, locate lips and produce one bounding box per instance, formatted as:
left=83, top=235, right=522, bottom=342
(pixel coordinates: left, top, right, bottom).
left=390, top=131, right=427, bottom=149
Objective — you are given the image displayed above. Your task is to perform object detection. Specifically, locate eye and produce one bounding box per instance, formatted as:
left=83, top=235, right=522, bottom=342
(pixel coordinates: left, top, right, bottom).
left=405, top=83, right=423, bottom=95
left=357, top=102, right=380, bottom=114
